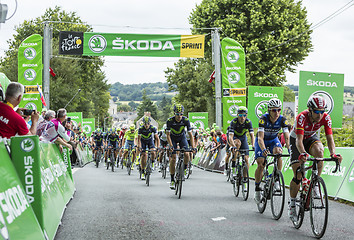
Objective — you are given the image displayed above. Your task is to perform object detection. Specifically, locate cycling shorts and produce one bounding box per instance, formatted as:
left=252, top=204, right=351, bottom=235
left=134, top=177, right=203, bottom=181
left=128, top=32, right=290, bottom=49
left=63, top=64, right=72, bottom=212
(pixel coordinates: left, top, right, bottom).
left=254, top=137, right=282, bottom=159
left=161, top=140, right=168, bottom=148
left=108, top=141, right=119, bottom=149
left=141, top=138, right=155, bottom=153
left=171, top=136, right=189, bottom=154
left=124, top=140, right=135, bottom=150
left=290, top=134, right=320, bottom=165
left=233, top=134, right=249, bottom=155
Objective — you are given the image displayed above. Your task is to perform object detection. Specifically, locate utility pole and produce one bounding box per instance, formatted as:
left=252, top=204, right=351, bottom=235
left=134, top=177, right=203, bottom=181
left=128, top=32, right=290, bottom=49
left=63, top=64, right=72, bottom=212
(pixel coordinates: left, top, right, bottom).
left=43, top=22, right=51, bottom=108
left=212, top=29, right=222, bottom=129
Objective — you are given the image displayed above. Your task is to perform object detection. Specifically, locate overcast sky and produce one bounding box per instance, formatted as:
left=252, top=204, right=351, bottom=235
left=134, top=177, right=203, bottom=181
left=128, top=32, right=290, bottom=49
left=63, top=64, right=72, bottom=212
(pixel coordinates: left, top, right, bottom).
left=0, top=0, right=353, bottom=86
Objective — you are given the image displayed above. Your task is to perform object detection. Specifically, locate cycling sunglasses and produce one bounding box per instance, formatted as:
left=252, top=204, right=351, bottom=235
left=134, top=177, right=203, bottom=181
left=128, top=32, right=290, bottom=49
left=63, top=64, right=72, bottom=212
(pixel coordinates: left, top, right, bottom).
left=175, top=113, right=183, bottom=116
left=238, top=114, right=247, bottom=117
left=313, top=109, right=325, bottom=114
left=270, top=109, right=281, bottom=113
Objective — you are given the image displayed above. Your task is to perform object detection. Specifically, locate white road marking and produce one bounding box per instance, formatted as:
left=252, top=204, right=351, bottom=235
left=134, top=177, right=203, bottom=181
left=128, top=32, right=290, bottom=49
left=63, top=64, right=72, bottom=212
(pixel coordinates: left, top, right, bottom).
left=211, top=217, right=226, bottom=221
left=72, top=168, right=80, bottom=174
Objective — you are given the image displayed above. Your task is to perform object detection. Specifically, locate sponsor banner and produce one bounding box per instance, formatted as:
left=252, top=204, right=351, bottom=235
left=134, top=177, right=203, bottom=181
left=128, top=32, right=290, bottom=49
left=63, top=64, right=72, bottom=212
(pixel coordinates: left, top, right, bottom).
left=0, top=142, right=45, bottom=240
left=82, top=32, right=205, bottom=58
left=59, top=31, right=84, bottom=55
left=223, top=88, right=246, bottom=97
left=67, top=112, right=83, bottom=130
left=18, top=34, right=43, bottom=112
left=247, top=86, right=284, bottom=126
left=221, top=38, right=246, bottom=89
left=0, top=72, right=11, bottom=101
left=299, top=71, right=344, bottom=128
left=188, top=112, right=208, bottom=130
left=222, top=96, right=246, bottom=132
left=83, top=118, right=95, bottom=136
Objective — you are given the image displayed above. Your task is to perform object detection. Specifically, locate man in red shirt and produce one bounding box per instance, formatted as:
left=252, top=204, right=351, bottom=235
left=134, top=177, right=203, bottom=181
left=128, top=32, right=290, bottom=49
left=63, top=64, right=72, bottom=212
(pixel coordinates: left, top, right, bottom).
left=288, top=95, right=342, bottom=221
left=0, top=82, right=39, bottom=138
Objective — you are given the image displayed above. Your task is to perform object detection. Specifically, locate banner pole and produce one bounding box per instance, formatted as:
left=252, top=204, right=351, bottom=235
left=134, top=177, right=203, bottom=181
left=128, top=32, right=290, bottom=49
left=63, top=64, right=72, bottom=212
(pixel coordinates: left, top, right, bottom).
left=212, top=29, right=222, bottom=129
left=334, top=158, right=354, bottom=200
left=43, top=22, right=51, bottom=109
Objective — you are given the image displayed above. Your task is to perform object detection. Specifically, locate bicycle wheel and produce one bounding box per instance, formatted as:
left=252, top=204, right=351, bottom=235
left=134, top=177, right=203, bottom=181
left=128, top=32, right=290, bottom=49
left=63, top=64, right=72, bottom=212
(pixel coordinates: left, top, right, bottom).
left=106, top=151, right=110, bottom=170
left=111, top=151, right=115, bottom=172
left=257, top=175, right=268, bottom=213
left=146, top=172, right=150, bottom=186
left=232, top=173, right=240, bottom=197
left=293, top=195, right=305, bottom=229
left=186, top=162, right=191, bottom=179
left=178, top=177, right=183, bottom=199
left=270, top=170, right=285, bottom=220
left=241, top=164, right=249, bottom=201
left=310, top=177, right=328, bottom=239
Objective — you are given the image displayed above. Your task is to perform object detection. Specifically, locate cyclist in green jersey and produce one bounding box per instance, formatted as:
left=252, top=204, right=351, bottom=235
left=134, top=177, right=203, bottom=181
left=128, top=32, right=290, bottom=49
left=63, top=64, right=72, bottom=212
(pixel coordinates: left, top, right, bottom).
left=122, top=124, right=137, bottom=168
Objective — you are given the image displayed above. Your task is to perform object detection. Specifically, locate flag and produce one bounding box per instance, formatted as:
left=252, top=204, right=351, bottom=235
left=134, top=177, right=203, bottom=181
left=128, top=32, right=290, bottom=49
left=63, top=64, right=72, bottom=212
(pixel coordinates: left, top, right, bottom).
left=209, top=70, right=215, bottom=83
left=49, top=67, right=56, bottom=77
left=37, top=84, right=47, bottom=107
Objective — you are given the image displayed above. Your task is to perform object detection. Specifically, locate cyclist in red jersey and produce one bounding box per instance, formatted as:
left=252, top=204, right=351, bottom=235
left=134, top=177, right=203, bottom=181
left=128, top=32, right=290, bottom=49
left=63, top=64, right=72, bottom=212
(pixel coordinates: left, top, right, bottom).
left=288, top=95, right=342, bottom=221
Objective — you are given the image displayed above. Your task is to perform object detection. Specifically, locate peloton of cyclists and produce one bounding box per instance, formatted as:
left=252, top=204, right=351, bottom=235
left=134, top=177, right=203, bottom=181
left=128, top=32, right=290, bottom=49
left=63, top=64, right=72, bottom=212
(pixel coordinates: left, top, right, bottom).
left=138, top=116, right=160, bottom=180
left=288, top=95, right=342, bottom=221
left=166, top=104, right=195, bottom=190
left=228, top=106, right=255, bottom=178
left=254, top=98, right=290, bottom=204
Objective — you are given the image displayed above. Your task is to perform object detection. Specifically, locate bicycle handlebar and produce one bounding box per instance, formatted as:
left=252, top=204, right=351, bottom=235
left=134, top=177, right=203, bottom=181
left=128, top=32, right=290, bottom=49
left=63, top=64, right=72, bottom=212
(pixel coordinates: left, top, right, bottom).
left=307, top=157, right=341, bottom=173
left=267, top=153, right=290, bottom=157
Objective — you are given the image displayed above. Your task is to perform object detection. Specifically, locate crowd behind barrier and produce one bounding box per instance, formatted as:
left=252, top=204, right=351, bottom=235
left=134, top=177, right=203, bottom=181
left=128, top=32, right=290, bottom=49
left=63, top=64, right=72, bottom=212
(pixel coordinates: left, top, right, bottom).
left=193, top=145, right=354, bottom=202
left=0, top=135, right=92, bottom=240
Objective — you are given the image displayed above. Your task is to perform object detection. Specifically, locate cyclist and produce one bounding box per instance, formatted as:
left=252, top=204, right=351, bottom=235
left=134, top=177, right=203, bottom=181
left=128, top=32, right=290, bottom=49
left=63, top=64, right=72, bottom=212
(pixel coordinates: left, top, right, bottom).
left=224, top=126, right=232, bottom=175
left=166, top=104, right=195, bottom=190
left=185, top=122, right=198, bottom=176
left=254, top=98, right=290, bottom=204
left=122, top=124, right=137, bottom=169
left=158, top=124, right=169, bottom=171
left=228, top=106, right=255, bottom=179
left=118, top=125, right=128, bottom=164
left=138, top=117, right=159, bottom=180
left=93, top=128, right=104, bottom=163
left=106, top=128, right=119, bottom=165
left=288, top=95, right=342, bottom=221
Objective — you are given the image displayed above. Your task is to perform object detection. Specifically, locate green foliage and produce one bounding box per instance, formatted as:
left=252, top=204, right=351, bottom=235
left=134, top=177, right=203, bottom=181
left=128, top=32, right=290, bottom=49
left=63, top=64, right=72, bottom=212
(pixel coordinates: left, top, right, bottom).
left=117, top=104, right=131, bottom=112
left=283, top=86, right=295, bottom=102
left=128, top=101, right=139, bottom=111
left=320, top=116, right=353, bottom=147
left=0, top=6, right=110, bottom=121
left=189, top=0, right=312, bottom=86
left=137, top=90, right=158, bottom=120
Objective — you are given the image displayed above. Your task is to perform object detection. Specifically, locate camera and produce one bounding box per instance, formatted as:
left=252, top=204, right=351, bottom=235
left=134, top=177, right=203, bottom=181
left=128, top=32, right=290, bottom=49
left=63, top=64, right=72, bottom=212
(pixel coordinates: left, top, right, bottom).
left=67, top=117, right=71, bottom=122
left=23, top=109, right=35, bottom=116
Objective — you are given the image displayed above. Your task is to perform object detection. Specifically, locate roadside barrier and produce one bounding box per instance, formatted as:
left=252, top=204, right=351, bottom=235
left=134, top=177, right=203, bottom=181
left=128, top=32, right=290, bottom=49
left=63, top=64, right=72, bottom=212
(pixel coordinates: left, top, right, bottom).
left=193, top=145, right=354, bottom=203
left=10, top=135, right=76, bottom=240
left=0, top=141, right=46, bottom=240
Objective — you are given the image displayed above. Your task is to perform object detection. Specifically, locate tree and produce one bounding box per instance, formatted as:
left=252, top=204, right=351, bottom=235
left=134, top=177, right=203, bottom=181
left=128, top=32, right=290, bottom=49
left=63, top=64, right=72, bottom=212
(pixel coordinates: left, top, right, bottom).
left=128, top=101, right=139, bottom=111
left=283, top=86, right=295, bottom=102
left=189, top=0, right=312, bottom=86
left=137, top=89, right=158, bottom=119
left=117, top=104, right=131, bottom=112
left=0, top=6, right=110, bottom=120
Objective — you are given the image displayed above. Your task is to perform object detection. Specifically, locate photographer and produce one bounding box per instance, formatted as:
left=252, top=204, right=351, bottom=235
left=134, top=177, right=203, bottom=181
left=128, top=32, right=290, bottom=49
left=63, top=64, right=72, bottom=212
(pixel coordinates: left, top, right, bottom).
left=0, top=82, right=39, bottom=138
left=37, top=110, right=56, bottom=136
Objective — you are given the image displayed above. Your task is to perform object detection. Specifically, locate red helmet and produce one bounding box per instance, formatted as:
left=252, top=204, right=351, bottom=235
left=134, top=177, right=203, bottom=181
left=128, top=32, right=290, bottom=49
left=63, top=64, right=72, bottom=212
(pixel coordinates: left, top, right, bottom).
left=307, top=96, right=327, bottom=109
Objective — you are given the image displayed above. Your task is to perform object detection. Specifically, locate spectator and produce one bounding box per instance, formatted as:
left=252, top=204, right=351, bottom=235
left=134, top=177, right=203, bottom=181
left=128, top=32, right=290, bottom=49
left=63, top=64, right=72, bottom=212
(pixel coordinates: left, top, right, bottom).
left=0, top=82, right=39, bottom=138
left=36, top=110, right=56, bottom=136
left=39, top=108, right=72, bottom=150
left=38, top=107, right=47, bottom=123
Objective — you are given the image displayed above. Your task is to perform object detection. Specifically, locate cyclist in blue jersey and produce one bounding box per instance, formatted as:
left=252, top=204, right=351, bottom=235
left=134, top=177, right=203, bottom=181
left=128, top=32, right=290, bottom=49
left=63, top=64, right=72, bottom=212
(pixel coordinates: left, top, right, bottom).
left=138, top=116, right=159, bottom=180
left=105, top=128, right=119, bottom=165
left=93, top=128, right=104, bottom=161
left=254, top=98, right=290, bottom=204
left=166, top=104, right=195, bottom=190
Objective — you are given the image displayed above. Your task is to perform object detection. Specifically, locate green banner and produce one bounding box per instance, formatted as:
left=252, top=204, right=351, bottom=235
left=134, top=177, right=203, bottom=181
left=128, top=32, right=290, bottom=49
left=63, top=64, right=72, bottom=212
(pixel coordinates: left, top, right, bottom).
left=221, top=38, right=246, bottom=89
left=83, top=118, right=95, bottom=136
left=18, top=34, right=43, bottom=112
left=222, top=96, right=247, bottom=131
left=247, top=86, right=284, bottom=125
left=299, top=71, right=344, bottom=128
left=0, top=72, right=11, bottom=101
left=83, top=33, right=205, bottom=58
left=0, top=142, right=45, bottom=240
left=188, top=112, right=208, bottom=129
left=67, top=112, right=83, bottom=130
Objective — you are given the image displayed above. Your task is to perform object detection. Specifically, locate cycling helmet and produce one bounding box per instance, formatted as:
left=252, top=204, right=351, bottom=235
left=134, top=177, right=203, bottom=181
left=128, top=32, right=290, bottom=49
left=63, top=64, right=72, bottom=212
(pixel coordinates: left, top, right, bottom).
left=96, top=128, right=101, bottom=133
left=173, top=104, right=184, bottom=113
left=238, top=106, right=248, bottom=114
left=307, top=95, right=327, bottom=109
left=142, top=116, right=151, bottom=124
left=116, top=127, right=121, bottom=132
left=268, top=98, right=282, bottom=108
left=163, top=124, right=167, bottom=129
left=129, top=124, right=135, bottom=130
left=122, top=125, right=128, bottom=130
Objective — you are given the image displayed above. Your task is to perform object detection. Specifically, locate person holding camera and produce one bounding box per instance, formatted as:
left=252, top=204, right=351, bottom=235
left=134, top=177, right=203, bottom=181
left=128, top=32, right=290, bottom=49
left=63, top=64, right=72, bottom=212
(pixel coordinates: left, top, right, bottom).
left=0, top=82, right=39, bottom=138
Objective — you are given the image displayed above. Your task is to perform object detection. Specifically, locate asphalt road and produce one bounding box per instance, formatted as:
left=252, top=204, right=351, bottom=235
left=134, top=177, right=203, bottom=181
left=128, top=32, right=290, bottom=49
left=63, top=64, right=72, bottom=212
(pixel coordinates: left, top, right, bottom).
left=55, top=162, right=354, bottom=240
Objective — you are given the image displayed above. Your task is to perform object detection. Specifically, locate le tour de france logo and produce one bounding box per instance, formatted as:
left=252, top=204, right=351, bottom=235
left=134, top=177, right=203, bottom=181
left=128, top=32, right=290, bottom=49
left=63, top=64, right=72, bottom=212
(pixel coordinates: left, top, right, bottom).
left=20, top=138, right=35, bottom=152
left=24, top=47, right=36, bottom=60
left=255, top=100, right=269, bottom=119
left=310, top=90, right=334, bottom=114
left=24, top=69, right=36, bottom=82
left=88, top=35, right=107, bottom=53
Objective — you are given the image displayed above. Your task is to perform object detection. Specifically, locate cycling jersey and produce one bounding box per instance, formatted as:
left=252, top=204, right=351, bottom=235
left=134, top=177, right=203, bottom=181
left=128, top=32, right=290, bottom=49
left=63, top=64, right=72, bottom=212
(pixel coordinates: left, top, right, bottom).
left=166, top=116, right=191, bottom=137
left=290, top=110, right=332, bottom=139
left=257, top=113, right=289, bottom=140
left=124, top=130, right=136, bottom=141
left=158, top=130, right=167, bottom=142
left=138, top=125, right=157, bottom=141
left=93, top=134, right=104, bottom=146
left=229, top=117, right=254, bottom=137
left=107, top=134, right=119, bottom=144
left=186, top=128, right=198, bottom=141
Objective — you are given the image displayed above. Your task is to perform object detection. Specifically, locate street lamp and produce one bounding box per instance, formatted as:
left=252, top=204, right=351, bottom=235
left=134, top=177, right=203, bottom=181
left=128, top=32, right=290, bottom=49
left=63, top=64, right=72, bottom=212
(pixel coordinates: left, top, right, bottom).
left=103, top=117, right=109, bottom=132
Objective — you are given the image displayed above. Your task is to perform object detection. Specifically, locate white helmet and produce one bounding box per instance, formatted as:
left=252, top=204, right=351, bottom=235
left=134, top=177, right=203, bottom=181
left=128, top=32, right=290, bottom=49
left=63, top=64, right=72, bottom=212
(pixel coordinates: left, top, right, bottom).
left=268, top=98, right=282, bottom=108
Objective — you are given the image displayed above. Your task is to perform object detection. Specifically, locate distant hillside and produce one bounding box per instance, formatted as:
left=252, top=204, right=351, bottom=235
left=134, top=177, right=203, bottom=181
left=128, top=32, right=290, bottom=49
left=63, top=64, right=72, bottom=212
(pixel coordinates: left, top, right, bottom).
left=110, top=82, right=174, bottom=102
